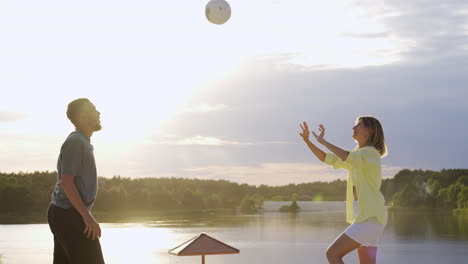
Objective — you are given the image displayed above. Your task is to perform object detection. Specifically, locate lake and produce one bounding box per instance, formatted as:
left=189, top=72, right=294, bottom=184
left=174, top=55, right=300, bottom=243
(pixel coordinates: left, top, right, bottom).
left=1, top=201, right=468, bottom=264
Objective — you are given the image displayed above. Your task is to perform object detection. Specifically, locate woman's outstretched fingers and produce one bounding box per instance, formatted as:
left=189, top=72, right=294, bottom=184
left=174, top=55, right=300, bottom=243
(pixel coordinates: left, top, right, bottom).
left=309, top=124, right=326, bottom=145
left=300, top=122, right=310, bottom=140
left=312, top=131, right=318, bottom=138
left=319, top=124, right=325, bottom=134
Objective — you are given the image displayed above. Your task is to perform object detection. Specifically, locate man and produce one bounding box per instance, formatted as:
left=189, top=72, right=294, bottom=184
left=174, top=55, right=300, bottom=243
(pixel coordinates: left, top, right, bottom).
left=48, top=98, right=105, bottom=264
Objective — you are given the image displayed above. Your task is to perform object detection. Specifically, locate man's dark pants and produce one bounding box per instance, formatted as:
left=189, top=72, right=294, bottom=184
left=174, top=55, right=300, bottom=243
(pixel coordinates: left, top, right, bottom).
left=47, top=203, right=105, bottom=264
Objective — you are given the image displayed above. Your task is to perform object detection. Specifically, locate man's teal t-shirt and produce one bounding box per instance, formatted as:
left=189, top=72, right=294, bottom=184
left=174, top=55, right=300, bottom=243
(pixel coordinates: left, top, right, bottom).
left=51, top=131, right=98, bottom=209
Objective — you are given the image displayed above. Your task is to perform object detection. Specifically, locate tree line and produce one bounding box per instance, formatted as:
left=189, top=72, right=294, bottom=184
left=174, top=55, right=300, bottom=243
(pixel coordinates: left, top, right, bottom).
left=0, top=171, right=344, bottom=214
left=383, top=169, right=468, bottom=210
left=0, top=169, right=467, bottom=215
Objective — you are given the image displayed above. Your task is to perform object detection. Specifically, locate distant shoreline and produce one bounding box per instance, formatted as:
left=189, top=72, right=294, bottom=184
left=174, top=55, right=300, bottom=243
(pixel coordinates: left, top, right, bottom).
left=1, top=201, right=465, bottom=225
left=2, top=169, right=468, bottom=224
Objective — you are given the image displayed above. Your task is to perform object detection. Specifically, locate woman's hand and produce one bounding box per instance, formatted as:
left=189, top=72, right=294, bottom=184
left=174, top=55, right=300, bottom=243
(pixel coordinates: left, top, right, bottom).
left=299, top=121, right=310, bottom=141
left=312, top=124, right=326, bottom=145
left=299, top=121, right=327, bottom=162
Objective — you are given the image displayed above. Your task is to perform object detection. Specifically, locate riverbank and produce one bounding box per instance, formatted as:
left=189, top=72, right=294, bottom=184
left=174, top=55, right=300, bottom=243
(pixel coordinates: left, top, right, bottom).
left=0, top=208, right=237, bottom=224
left=3, top=203, right=467, bottom=225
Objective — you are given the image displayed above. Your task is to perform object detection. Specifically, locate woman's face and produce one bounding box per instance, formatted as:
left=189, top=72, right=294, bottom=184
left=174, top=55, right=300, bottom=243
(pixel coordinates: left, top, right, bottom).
left=352, top=120, right=370, bottom=144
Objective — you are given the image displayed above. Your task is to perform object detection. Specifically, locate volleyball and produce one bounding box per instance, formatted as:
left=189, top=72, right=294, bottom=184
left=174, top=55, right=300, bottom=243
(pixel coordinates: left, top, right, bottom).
left=205, top=0, right=231, bottom=25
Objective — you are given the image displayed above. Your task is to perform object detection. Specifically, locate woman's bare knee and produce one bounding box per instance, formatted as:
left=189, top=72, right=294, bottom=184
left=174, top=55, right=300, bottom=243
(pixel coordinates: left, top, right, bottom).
left=326, top=248, right=343, bottom=264
left=325, top=247, right=337, bottom=260
left=326, top=234, right=360, bottom=264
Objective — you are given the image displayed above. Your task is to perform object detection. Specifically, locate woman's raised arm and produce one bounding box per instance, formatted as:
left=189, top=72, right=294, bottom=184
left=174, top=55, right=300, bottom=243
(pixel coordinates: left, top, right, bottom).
left=300, top=121, right=326, bottom=162
left=311, top=124, right=350, bottom=161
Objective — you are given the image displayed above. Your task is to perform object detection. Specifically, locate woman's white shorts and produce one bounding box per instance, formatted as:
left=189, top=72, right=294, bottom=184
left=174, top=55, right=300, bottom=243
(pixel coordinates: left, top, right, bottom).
left=342, top=201, right=386, bottom=247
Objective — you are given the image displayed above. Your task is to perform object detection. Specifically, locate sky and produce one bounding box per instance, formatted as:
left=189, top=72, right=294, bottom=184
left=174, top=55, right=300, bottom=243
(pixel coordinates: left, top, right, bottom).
left=1, top=0, right=467, bottom=186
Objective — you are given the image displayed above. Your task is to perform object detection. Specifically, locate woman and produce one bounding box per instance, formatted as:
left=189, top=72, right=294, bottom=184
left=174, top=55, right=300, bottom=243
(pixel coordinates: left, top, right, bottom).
left=299, top=116, right=388, bottom=264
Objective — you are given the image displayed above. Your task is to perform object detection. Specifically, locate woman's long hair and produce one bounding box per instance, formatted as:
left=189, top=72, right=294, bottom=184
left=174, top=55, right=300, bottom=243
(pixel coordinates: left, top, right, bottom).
left=357, top=116, right=388, bottom=157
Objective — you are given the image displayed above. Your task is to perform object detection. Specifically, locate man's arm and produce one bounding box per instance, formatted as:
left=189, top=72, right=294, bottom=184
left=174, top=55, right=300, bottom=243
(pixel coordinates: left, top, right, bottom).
left=61, top=174, right=101, bottom=240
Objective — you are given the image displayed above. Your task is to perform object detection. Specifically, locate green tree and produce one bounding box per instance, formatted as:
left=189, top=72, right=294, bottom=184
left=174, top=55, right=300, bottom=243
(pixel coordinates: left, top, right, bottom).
left=3, top=168, right=468, bottom=216
left=437, top=183, right=464, bottom=209
left=240, top=196, right=257, bottom=213
left=392, top=175, right=427, bottom=207
left=280, top=200, right=300, bottom=212
left=437, top=188, right=450, bottom=207
left=447, top=183, right=464, bottom=208
left=457, top=186, right=468, bottom=209
left=0, top=186, right=33, bottom=213
left=456, top=175, right=468, bottom=186
left=180, top=190, right=204, bottom=209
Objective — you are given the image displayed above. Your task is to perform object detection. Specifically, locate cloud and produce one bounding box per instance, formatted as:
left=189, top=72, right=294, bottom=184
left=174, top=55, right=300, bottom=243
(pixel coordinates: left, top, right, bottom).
left=157, top=53, right=468, bottom=172
left=168, top=136, right=246, bottom=146
left=0, top=111, right=29, bottom=122
left=377, top=0, right=468, bottom=60
left=334, top=0, right=468, bottom=64
left=180, top=163, right=404, bottom=186
left=147, top=134, right=246, bottom=146
left=148, top=135, right=290, bottom=146
left=183, top=163, right=346, bottom=186
left=343, top=32, right=391, bottom=38
left=183, top=104, right=228, bottom=113
left=2, top=0, right=467, bottom=182
left=382, top=165, right=404, bottom=179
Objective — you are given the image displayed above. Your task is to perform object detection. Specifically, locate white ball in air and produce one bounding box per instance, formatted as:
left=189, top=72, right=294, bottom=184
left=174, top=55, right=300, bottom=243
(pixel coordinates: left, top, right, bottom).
left=205, top=0, right=231, bottom=25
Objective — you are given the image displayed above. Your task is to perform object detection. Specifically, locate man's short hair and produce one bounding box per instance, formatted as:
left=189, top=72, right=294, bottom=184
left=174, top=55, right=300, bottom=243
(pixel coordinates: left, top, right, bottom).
left=67, top=98, right=91, bottom=125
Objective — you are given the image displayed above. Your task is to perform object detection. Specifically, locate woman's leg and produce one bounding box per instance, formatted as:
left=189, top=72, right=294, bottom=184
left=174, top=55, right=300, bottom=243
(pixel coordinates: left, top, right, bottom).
left=357, top=246, right=377, bottom=264
left=326, top=233, right=361, bottom=264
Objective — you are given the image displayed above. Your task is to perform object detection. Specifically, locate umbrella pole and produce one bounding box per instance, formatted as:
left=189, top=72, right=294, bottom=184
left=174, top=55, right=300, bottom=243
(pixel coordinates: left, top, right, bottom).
left=202, top=255, right=205, bottom=264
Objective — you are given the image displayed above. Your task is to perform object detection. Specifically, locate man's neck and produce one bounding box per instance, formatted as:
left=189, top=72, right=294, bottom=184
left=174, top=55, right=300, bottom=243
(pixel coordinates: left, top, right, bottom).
left=76, top=127, right=93, bottom=139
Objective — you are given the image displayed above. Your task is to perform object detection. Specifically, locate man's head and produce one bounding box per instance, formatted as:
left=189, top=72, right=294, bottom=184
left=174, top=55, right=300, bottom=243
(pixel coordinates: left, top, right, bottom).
left=66, top=98, right=102, bottom=132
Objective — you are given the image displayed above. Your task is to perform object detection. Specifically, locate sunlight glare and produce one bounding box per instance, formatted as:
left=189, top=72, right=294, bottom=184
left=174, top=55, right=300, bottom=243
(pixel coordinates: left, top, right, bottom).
left=101, top=224, right=175, bottom=264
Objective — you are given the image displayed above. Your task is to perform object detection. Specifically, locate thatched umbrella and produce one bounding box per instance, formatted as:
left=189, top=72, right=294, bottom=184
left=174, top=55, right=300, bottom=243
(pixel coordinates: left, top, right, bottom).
left=169, top=233, right=240, bottom=264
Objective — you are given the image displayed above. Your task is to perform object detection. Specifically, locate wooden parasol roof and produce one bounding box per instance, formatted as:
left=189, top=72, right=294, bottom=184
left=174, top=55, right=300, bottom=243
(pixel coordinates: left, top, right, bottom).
left=169, top=233, right=240, bottom=256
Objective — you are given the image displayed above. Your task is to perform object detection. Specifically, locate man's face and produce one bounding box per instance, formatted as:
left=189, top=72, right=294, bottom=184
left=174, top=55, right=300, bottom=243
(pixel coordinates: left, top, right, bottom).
left=81, top=102, right=102, bottom=132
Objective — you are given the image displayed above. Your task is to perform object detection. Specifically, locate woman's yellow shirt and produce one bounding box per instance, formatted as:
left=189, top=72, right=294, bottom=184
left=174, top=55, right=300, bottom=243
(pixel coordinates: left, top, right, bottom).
left=325, top=146, right=387, bottom=226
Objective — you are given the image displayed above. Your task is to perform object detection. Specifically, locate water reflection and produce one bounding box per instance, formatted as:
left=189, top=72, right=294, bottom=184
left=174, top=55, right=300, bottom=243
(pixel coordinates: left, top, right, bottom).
left=1, top=202, right=468, bottom=264
left=389, top=209, right=468, bottom=241
left=10, top=203, right=467, bottom=240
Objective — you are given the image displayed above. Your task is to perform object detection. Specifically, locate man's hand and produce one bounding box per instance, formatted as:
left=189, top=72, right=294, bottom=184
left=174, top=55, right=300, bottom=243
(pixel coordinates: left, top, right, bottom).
left=83, top=213, right=101, bottom=240
left=61, top=174, right=102, bottom=240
